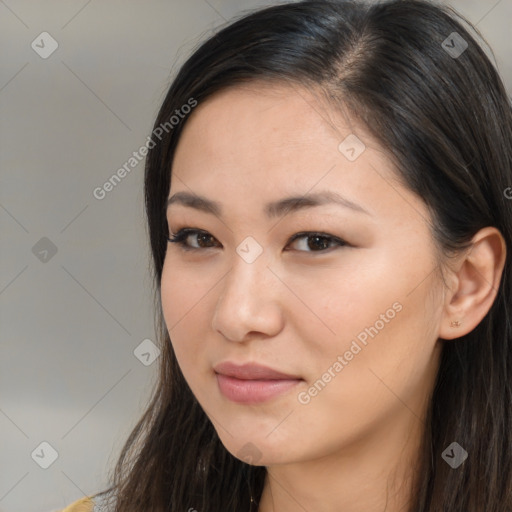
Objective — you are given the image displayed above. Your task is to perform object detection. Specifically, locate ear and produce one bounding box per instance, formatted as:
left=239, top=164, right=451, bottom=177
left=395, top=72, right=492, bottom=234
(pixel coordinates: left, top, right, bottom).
left=438, top=226, right=507, bottom=341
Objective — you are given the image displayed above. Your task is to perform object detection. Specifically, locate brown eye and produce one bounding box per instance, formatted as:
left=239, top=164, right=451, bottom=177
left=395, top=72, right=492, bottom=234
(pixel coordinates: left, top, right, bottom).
left=286, top=232, right=348, bottom=252
left=167, top=229, right=220, bottom=251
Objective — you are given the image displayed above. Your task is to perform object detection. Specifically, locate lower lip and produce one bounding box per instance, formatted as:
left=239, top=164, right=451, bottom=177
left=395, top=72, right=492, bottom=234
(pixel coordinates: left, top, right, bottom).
left=215, top=373, right=302, bottom=404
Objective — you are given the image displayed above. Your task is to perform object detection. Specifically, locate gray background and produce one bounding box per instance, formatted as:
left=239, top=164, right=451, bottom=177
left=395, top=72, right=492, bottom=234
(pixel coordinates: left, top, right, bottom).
left=0, top=1, right=510, bottom=511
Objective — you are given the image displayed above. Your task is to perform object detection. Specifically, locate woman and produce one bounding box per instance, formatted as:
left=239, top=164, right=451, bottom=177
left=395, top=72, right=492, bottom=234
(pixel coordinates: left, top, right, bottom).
left=60, top=0, right=512, bottom=510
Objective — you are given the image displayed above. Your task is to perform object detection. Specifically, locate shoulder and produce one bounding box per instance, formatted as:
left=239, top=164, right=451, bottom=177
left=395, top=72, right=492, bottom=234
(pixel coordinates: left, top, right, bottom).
left=58, top=496, right=95, bottom=512
left=58, top=488, right=115, bottom=512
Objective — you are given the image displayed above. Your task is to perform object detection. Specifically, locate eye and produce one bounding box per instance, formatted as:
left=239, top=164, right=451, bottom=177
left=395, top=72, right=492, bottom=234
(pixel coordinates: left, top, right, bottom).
left=286, top=231, right=348, bottom=252
left=167, top=228, right=349, bottom=253
left=167, top=228, right=220, bottom=251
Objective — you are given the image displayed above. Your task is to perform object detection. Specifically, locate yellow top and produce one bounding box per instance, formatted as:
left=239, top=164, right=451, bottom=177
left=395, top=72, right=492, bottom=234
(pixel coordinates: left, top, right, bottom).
left=58, top=496, right=95, bottom=512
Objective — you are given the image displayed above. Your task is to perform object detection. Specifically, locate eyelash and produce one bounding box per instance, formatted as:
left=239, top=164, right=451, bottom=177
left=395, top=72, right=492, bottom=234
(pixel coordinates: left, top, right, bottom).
left=166, top=227, right=349, bottom=253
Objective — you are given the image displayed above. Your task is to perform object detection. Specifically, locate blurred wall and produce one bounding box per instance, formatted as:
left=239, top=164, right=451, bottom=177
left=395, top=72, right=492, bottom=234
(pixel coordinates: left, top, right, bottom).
left=1, top=1, right=510, bottom=511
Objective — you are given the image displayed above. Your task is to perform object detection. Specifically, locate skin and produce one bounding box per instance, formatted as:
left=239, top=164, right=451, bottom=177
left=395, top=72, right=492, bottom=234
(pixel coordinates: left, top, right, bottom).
left=160, top=82, right=506, bottom=512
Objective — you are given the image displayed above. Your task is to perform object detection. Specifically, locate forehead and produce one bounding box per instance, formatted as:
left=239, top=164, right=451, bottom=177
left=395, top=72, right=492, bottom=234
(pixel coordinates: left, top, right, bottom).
left=168, top=82, right=428, bottom=228
left=173, top=82, right=381, bottom=178
left=178, top=82, right=350, bottom=153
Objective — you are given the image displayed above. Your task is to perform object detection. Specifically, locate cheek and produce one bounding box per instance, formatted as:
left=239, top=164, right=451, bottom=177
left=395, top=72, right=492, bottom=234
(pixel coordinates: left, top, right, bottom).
left=331, top=283, right=440, bottom=412
left=160, top=258, right=206, bottom=372
left=293, top=248, right=439, bottom=388
left=286, top=253, right=396, bottom=346
left=160, top=253, right=211, bottom=326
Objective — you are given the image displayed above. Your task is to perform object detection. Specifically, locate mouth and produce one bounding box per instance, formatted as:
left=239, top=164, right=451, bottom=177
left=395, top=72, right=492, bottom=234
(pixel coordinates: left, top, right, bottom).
left=215, top=374, right=303, bottom=404
left=213, top=361, right=304, bottom=404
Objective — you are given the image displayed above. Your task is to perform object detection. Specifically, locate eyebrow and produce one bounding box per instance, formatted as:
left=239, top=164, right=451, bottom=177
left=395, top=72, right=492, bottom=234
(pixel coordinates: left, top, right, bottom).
left=166, top=190, right=373, bottom=219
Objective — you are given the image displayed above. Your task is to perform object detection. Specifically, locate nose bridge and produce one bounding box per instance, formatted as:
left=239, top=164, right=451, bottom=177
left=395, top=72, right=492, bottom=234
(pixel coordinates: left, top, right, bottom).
left=222, top=242, right=270, bottom=305
left=212, top=241, right=282, bottom=340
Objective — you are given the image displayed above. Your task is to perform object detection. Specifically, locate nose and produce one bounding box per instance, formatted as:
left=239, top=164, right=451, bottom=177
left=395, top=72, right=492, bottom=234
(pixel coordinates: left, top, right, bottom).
left=211, top=251, right=284, bottom=343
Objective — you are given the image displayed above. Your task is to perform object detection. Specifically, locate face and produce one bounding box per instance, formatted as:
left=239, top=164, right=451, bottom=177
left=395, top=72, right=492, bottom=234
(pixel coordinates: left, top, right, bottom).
left=161, top=82, right=445, bottom=466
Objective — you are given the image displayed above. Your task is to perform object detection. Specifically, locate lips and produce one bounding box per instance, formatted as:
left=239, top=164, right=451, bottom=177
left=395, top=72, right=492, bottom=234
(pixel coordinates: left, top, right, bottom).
left=213, top=361, right=301, bottom=380
left=213, top=361, right=303, bottom=404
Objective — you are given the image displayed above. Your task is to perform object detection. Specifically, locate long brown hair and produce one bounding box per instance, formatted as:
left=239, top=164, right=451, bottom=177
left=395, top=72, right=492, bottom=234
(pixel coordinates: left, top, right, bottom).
left=91, top=1, right=512, bottom=510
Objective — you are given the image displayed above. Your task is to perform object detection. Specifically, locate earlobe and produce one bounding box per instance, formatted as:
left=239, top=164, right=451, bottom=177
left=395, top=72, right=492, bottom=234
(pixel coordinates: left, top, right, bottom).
left=438, top=227, right=507, bottom=341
